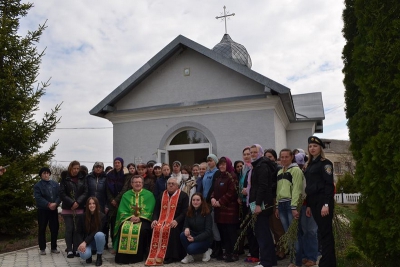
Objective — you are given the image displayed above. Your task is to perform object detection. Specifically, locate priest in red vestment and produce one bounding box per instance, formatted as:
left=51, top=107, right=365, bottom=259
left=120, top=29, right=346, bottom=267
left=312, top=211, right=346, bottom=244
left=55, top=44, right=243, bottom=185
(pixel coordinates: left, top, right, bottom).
left=145, top=177, right=189, bottom=265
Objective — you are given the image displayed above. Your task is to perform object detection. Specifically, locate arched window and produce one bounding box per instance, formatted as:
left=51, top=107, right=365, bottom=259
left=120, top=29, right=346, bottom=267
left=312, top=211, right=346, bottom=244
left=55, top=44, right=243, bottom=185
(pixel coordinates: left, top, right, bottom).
left=170, top=130, right=209, bottom=145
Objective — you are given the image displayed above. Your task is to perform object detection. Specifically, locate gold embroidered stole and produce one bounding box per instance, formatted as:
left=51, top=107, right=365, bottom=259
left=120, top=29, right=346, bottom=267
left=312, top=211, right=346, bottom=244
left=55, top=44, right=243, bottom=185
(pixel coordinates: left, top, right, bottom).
left=145, top=190, right=181, bottom=266
left=118, top=191, right=142, bottom=254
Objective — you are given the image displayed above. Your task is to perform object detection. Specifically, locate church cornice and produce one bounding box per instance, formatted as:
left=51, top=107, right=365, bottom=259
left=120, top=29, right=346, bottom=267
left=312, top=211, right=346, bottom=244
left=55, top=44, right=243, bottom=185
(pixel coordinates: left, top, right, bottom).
left=106, top=95, right=285, bottom=124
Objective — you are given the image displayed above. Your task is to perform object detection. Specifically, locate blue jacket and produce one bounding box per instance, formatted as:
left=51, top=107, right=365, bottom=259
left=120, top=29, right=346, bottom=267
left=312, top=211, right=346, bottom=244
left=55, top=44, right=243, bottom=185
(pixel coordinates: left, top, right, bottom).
left=154, top=175, right=170, bottom=200
left=34, top=179, right=61, bottom=210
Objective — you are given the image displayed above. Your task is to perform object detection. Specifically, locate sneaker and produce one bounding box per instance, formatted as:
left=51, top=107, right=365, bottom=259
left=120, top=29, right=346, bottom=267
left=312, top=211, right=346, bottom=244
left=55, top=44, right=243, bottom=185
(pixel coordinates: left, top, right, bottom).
left=51, top=249, right=60, bottom=254
left=40, top=250, right=46, bottom=255
left=245, top=257, right=260, bottom=263
left=202, top=248, right=212, bottom=262
left=181, top=254, right=194, bottom=264
left=67, top=251, right=74, bottom=258
left=74, top=251, right=80, bottom=257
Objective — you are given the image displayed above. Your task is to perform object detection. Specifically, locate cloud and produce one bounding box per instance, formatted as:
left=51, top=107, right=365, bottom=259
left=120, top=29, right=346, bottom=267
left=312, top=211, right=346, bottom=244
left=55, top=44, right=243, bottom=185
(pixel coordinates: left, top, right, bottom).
left=18, top=0, right=348, bottom=166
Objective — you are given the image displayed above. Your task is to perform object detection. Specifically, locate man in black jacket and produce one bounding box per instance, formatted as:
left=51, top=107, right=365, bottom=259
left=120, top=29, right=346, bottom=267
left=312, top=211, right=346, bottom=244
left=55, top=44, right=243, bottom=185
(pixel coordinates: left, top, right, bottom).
left=249, top=144, right=277, bottom=267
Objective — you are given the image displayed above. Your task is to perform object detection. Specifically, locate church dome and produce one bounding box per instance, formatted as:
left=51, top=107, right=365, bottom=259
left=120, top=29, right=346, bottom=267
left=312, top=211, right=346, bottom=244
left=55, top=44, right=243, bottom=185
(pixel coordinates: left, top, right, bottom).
left=212, top=34, right=252, bottom=69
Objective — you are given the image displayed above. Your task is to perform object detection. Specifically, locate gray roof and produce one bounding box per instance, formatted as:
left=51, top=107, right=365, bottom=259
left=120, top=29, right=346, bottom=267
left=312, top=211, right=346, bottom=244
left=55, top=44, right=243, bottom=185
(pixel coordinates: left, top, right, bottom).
left=321, top=139, right=351, bottom=154
left=89, top=34, right=324, bottom=131
left=212, top=34, right=252, bottom=69
left=292, top=92, right=325, bottom=132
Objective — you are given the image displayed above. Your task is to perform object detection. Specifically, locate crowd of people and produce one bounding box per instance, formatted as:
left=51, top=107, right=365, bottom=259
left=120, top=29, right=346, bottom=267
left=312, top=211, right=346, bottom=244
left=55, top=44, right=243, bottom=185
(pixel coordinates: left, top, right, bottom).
left=6, top=135, right=337, bottom=267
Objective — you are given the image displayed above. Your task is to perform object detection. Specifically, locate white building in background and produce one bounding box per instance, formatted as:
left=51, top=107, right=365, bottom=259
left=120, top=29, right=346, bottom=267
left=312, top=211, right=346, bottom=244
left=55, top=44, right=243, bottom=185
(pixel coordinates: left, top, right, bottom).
left=90, top=34, right=325, bottom=165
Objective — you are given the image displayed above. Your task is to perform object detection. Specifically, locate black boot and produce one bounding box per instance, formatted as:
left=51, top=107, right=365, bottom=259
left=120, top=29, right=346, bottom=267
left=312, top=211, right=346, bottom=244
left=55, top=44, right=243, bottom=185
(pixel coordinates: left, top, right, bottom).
left=86, top=256, right=92, bottom=263
left=211, top=241, right=222, bottom=258
left=95, top=254, right=103, bottom=266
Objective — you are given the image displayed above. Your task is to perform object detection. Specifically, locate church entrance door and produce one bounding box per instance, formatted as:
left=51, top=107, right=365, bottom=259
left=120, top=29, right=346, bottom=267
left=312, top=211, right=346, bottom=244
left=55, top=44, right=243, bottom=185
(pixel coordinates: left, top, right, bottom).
left=157, top=129, right=212, bottom=165
left=168, top=146, right=209, bottom=166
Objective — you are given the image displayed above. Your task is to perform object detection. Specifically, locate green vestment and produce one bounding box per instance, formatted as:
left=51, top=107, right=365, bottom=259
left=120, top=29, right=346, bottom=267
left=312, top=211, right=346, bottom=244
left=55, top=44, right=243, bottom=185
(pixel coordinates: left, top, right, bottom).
left=113, top=189, right=155, bottom=254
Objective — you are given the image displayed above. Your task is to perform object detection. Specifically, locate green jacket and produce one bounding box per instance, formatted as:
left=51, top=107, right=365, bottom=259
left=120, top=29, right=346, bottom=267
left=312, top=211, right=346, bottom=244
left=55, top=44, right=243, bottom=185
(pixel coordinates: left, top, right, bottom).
left=276, top=163, right=304, bottom=209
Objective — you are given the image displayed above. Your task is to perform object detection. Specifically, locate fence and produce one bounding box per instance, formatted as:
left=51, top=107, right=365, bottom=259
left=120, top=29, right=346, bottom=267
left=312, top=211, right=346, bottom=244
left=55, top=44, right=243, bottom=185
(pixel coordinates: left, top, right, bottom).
left=334, top=193, right=361, bottom=204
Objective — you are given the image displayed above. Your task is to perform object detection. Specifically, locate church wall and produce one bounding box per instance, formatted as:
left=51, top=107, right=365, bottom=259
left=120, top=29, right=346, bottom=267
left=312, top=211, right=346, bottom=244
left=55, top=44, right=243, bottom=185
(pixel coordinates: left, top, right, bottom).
left=115, top=49, right=264, bottom=110
left=286, top=128, right=313, bottom=152
left=273, top=111, right=287, bottom=152
left=112, top=109, right=275, bottom=164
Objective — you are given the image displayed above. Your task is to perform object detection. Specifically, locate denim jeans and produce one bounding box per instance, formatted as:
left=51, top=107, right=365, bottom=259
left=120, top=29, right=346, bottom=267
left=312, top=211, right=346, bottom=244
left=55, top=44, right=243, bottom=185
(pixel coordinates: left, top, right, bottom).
left=299, top=206, right=318, bottom=262
left=179, top=232, right=211, bottom=255
left=278, top=200, right=293, bottom=232
left=278, top=201, right=301, bottom=266
left=79, top=232, right=106, bottom=260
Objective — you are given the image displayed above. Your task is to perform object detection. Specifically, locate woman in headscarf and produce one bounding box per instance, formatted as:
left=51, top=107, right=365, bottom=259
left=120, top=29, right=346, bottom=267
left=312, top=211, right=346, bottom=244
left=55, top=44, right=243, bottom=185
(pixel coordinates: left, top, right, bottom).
left=210, top=157, right=239, bottom=262
left=247, top=144, right=278, bottom=267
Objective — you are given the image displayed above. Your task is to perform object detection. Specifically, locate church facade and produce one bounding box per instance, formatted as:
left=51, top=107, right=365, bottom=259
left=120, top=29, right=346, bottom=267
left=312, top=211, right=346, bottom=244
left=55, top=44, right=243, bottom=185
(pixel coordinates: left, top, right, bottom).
left=90, top=35, right=325, bottom=165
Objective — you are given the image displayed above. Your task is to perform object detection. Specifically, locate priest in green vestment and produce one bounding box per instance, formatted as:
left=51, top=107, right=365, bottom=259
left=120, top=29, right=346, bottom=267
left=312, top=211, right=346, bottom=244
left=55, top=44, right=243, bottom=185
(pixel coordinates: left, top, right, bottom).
left=114, top=175, right=156, bottom=264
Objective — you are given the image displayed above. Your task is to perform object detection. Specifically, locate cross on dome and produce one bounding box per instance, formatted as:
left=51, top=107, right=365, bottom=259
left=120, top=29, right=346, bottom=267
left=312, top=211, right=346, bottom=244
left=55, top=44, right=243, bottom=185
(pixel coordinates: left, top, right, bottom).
left=215, top=6, right=235, bottom=34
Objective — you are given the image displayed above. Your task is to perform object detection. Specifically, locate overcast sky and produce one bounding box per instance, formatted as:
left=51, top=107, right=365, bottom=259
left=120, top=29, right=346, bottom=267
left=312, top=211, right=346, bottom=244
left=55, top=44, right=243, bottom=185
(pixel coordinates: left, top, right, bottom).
left=19, top=0, right=347, bottom=167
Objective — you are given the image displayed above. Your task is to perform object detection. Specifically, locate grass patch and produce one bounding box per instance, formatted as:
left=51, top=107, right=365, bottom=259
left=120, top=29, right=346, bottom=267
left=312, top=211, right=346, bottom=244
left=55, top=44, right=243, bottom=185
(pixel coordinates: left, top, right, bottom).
left=334, top=204, right=374, bottom=267
left=0, top=215, right=65, bottom=254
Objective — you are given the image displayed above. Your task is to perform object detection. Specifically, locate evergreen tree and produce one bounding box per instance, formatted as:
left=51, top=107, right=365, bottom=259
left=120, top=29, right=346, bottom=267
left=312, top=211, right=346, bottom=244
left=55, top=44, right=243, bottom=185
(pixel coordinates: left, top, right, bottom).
left=343, top=0, right=400, bottom=265
left=0, top=1, right=60, bottom=235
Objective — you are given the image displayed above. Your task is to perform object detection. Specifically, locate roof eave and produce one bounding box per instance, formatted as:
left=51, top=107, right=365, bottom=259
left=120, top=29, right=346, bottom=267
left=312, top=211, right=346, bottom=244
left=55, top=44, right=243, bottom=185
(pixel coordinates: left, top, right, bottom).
left=90, top=35, right=291, bottom=117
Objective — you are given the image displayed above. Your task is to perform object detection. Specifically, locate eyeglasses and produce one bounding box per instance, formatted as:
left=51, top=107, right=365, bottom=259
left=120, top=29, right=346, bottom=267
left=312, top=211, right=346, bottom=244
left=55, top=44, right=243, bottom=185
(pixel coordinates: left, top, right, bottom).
left=167, top=182, right=177, bottom=185
left=131, top=181, right=143, bottom=184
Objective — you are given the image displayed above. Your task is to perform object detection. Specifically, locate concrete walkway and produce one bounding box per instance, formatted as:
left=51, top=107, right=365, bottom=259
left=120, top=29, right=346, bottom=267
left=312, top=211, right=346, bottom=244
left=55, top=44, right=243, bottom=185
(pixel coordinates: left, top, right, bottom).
left=0, top=240, right=293, bottom=267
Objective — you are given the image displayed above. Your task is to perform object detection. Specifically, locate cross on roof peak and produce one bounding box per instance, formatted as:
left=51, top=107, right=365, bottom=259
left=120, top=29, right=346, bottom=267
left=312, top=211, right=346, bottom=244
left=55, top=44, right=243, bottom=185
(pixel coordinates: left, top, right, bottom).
left=215, top=6, right=235, bottom=34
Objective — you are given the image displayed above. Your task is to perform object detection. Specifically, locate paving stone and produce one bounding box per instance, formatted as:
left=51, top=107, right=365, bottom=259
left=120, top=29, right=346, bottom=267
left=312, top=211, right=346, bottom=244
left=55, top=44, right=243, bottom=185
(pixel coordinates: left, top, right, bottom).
left=0, top=240, right=293, bottom=267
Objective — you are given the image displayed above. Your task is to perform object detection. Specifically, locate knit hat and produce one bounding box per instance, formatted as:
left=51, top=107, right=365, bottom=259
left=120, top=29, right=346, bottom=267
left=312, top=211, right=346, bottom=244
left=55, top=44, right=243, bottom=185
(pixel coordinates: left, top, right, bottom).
left=147, top=160, right=157, bottom=167
left=93, top=161, right=104, bottom=168
left=39, top=167, right=51, bottom=177
left=114, top=157, right=124, bottom=165
left=207, top=154, right=218, bottom=164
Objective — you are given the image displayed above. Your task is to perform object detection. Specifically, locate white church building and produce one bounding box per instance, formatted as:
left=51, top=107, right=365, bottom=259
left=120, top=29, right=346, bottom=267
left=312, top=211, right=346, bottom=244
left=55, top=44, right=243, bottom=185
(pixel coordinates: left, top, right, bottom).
left=90, top=34, right=325, bottom=165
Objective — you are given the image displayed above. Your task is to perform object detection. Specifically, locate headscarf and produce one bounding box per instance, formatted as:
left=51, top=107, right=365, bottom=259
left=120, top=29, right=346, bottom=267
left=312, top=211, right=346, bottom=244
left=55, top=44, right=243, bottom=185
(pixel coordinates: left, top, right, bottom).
left=251, top=144, right=264, bottom=162
left=219, top=156, right=234, bottom=174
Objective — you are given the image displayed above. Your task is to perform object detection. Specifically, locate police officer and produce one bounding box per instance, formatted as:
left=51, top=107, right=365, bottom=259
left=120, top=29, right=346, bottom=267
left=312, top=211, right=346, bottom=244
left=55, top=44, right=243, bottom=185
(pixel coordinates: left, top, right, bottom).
left=304, top=136, right=336, bottom=267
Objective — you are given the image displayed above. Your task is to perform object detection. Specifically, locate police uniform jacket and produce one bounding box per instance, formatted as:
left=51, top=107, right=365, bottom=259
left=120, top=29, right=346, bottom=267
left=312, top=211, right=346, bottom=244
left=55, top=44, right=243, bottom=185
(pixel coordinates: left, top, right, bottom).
left=304, top=155, right=334, bottom=206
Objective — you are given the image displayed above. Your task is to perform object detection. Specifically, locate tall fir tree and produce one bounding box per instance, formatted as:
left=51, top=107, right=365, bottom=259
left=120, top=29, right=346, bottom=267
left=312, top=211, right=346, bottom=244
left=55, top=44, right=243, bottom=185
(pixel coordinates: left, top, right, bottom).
left=0, top=1, right=60, bottom=234
left=342, top=0, right=400, bottom=265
